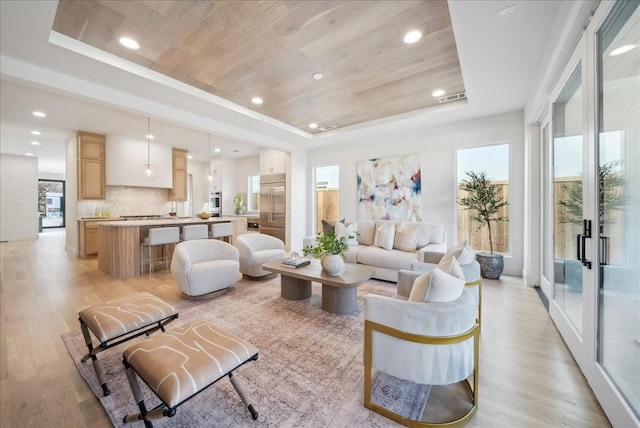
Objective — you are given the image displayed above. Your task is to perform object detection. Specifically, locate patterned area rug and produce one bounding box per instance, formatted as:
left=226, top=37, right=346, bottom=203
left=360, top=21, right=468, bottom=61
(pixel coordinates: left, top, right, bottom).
left=63, top=277, right=430, bottom=427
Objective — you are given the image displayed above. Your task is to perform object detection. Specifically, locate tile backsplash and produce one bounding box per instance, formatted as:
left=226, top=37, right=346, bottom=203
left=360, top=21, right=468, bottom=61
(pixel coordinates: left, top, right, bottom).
left=77, top=186, right=183, bottom=218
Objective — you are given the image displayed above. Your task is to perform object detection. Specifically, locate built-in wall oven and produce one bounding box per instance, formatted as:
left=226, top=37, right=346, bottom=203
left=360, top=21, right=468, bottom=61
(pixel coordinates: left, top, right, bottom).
left=209, top=192, right=221, bottom=217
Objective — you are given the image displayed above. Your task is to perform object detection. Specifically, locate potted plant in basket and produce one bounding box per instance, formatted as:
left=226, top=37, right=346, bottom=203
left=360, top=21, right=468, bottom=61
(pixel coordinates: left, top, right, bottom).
left=303, top=230, right=353, bottom=276
left=458, top=170, right=509, bottom=279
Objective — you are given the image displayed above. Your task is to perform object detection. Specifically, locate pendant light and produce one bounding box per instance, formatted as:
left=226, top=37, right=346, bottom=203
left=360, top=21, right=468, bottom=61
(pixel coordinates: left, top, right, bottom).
left=142, top=117, right=156, bottom=180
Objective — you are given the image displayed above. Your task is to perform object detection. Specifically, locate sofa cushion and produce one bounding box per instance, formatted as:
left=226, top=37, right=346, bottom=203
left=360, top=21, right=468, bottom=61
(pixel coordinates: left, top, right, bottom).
left=408, top=270, right=432, bottom=302
left=357, top=246, right=418, bottom=271
left=357, top=220, right=376, bottom=246
left=416, top=223, right=444, bottom=248
left=394, top=222, right=420, bottom=251
left=336, top=222, right=358, bottom=246
left=426, top=268, right=465, bottom=303
left=322, top=218, right=344, bottom=235
left=373, top=222, right=395, bottom=250
left=344, top=245, right=364, bottom=263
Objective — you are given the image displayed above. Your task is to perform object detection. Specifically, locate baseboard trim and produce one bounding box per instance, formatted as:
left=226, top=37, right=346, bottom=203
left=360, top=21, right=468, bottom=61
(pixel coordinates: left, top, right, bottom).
left=534, top=285, right=549, bottom=312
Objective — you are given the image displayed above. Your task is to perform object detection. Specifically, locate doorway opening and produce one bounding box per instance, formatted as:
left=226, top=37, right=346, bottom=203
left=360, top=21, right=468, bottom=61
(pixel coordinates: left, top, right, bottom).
left=38, top=179, right=65, bottom=229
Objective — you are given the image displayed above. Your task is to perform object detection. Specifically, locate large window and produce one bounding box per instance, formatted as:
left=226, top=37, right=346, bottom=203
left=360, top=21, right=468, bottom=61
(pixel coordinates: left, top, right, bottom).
left=457, top=144, right=510, bottom=253
left=246, top=174, right=260, bottom=212
left=314, top=165, right=339, bottom=234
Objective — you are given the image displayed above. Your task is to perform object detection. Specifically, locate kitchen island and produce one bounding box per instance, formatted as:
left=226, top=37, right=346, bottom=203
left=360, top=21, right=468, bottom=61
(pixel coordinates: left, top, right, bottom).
left=97, top=217, right=243, bottom=279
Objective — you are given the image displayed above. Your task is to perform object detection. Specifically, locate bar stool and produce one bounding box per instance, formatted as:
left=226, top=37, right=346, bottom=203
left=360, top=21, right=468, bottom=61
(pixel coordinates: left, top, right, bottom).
left=181, top=224, right=209, bottom=241
left=140, top=227, right=180, bottom=275
left=211, top=222, right=234, bottom=243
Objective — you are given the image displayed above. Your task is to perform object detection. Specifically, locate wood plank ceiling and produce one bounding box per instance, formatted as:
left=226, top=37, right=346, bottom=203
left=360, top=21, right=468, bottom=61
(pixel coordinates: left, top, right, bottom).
left=52, top=0, right=465, bottom=133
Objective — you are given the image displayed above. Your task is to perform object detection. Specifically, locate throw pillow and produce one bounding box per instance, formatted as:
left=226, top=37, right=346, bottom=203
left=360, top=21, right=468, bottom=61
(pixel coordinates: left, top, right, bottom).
left=394, top=222, right=420, bottom=251
left=336, top=222, right=358, bottom=246
left=408, top=271, right=432, bottom=302
left=457, top=241, right=475, bottom=265
left=373, top=222, right=395, bottom=250
left=438, top=243, right=465, bottom=268
left=322, top=219, right=345, bottom=235
left=438, top=256, right=465, bottom=281
left=425, top=268, right=465, bottom=303
left=357, top=220, right=376, bottom=246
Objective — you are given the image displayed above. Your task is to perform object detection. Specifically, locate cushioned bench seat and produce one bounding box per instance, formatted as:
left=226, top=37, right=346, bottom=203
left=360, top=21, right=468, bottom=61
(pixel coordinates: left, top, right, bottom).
left=79, top=292, right=179, bottom=396
left=122, top=319, right=259, bottom=425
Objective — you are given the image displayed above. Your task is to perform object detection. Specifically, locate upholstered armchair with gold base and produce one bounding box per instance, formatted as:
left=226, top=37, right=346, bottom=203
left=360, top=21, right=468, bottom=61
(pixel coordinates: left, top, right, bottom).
left=364, top=268, right=479, bottom=427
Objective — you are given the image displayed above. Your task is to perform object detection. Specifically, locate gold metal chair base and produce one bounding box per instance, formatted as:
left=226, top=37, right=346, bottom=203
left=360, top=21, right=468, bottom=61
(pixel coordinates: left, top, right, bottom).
left=364, top=320, right=480, bottom=427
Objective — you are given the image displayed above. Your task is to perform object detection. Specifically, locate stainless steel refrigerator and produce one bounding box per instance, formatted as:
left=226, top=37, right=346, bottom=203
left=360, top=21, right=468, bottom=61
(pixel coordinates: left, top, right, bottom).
left=259, top=173, right=285, bottom=243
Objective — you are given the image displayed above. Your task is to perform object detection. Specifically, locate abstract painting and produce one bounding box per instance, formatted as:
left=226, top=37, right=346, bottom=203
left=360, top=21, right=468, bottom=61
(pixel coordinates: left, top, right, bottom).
left=357, top=153, right=422, bottom=221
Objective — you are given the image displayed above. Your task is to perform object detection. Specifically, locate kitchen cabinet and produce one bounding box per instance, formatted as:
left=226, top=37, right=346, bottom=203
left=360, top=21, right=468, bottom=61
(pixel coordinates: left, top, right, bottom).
left=209, top=158, right=221, bottom=191
left=168, top=148, right=188, bottom=201
left=79, top=221, right=99, bottom=258
left=260, top=149, right=287, bottom=174
left=77, top=131, right=106, bottom=200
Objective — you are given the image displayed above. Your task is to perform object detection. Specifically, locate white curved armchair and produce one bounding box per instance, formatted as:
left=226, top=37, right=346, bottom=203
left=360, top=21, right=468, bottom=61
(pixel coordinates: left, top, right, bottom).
left=234, top=234, right=285, bottom=279
left=364, top=286, right=479, bottom=427
left=170, top=239, right=241, bottom=299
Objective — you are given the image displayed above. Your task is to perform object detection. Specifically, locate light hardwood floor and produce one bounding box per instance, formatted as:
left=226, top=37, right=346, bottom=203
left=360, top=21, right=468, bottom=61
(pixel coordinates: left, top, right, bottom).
left=0, top=230, right=610, bottom=427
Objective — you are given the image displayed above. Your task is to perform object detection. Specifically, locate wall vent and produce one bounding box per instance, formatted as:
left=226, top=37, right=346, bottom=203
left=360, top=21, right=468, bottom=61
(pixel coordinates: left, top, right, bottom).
left=318, top=124, right=337, bottom=131
left=438, top=92, right=467, bottom=104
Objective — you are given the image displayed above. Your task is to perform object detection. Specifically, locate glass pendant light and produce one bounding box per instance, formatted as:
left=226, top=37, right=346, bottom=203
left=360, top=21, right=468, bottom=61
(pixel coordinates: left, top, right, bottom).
left=207, top=133, right=213, bottom=182
left=142, top=117, right=156, bottom=180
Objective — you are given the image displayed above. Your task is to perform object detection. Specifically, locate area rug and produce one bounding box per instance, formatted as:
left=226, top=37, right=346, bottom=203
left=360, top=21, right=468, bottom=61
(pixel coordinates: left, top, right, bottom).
left=63, top=277, right=430, bottom=427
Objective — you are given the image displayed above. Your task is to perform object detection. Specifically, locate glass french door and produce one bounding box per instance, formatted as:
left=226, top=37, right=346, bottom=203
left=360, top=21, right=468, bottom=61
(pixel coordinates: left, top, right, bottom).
left=38, top=179, right=65, bottom=228
left=595, top=0, right=639, bottom=422
left=542, top=2, right=639, bottom=425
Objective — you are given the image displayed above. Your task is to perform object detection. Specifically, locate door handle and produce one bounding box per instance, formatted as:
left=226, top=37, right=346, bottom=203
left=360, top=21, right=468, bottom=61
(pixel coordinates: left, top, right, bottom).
left=599, top=236, right=609, bottom=266
left=577, top=219, right=592, bottom=269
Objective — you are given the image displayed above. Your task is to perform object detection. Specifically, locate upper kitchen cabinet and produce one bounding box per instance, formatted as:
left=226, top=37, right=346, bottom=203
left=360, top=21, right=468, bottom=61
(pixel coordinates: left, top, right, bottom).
left=105, top=135, right=172, bottom=188
left=260, top=149, right=287, bottom=175
left=77, top=131, right=105, bottom=200
left=168, top=148, right=188, bottom=201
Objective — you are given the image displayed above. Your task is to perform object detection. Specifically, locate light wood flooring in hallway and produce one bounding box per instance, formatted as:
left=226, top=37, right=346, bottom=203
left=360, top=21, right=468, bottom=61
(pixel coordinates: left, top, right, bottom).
left=0, top=230, right=610, bottom=427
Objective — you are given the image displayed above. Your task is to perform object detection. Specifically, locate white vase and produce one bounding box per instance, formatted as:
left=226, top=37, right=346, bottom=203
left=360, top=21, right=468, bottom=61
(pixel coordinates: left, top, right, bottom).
left=321, top=254, right=344, bottom=276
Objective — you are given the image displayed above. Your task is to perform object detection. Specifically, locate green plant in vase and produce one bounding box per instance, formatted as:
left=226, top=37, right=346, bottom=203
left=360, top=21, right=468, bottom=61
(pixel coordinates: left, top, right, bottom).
left=233, top=193, right=245, bottom=214
left=303, top=230, right=355, bottom=276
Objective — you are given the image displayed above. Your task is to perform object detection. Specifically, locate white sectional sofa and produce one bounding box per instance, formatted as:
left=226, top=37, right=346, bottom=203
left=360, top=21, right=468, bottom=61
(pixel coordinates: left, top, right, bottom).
left=304, top=220, right=447, bottom=282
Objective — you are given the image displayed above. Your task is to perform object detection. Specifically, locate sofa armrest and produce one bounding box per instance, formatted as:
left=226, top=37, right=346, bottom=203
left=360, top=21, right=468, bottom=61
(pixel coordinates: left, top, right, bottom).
left=397, top=270, right=422, bottom=299
left=423, top=250, right=445, bottom=264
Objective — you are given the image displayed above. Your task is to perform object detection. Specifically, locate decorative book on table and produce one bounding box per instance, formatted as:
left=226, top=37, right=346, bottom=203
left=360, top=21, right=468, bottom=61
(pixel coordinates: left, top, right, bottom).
left=281, top=258, right=310, bottom=268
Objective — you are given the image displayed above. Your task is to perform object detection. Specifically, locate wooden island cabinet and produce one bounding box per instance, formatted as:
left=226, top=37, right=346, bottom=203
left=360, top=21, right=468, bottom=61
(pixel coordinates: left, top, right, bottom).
left=97, top=217, right=243, bottom=279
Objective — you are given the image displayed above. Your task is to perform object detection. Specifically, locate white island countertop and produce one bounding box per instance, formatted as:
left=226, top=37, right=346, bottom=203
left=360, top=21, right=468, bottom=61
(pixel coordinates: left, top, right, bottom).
left=96, top=217, right=236, bottom=227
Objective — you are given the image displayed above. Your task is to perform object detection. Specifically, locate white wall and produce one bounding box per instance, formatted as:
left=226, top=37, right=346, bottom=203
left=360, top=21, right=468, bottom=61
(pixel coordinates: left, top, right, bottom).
left=105, top=135, right=173, bottom=188
left=234, top=155, right=260, bottom=212
left=0, top=154, right=39, bottom=241
left=65, top=135, right=78, bottom=254
left=188, top=159, right=209, bottom=214
left=39, top=172, right=65, bottom=180
left=307, top=110, right=525, bottom=276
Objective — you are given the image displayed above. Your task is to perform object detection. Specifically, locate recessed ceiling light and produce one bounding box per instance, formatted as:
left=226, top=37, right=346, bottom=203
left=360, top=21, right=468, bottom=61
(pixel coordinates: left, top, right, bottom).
left=214, top=148, right=221, bottom=153
left=31, top=130, right=41, bottom=135
left=119, top=37, right=140, bottom=50
left=146, top=134, right=154, bottom=139
left=403, top=30, right=422, bottom=44
left=25, top=152, right=34, bottom=156
left=187, top=155, right=193, bottom=159
left=32, top=111, right=46, bottom=118
left=432, top=89, right=445, bottom=97
left=312, top=73, right=323, bottom=80
left=309, top=123, right=318, bottom=129
left=251, top=97, right=263, bottom=105
left=31, top=141, right=40, bottom=146
left=609, top=44, right=637, bottom=56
